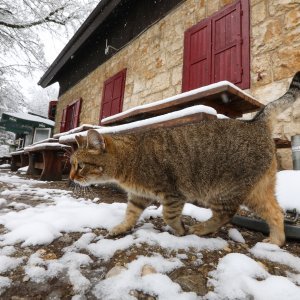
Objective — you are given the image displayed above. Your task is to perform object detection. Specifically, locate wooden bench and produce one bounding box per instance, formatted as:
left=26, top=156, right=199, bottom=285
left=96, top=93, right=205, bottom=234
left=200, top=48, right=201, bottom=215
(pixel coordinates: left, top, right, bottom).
left=0, top=155, right=11, bottom=165
left=24, top=139, right=71, bottom=181
left=10, top=150, right=29, bottom=171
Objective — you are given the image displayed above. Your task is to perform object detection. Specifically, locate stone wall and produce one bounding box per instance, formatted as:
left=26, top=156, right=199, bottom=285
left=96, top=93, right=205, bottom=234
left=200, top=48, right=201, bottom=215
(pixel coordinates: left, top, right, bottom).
left=55, top=0, right=300, bottom=168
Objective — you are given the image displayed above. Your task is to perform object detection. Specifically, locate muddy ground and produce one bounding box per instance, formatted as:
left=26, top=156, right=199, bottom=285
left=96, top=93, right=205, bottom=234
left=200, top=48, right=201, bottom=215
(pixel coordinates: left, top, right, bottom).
left=0, top=169, right=299, bottom=299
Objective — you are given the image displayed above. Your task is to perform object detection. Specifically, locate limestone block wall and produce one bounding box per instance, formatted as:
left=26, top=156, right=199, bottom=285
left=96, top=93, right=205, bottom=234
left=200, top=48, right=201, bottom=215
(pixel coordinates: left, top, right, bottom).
left=55, top=0, right=300, bottom=168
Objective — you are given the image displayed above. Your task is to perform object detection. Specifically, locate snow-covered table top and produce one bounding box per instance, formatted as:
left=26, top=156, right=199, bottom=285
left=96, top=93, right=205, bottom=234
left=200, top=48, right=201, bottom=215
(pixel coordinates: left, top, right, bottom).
left=53, top=124, right=102, bottom=139
left=24, top=142, right=71, bottom=152
left=10, top=150, right=26, bottom=155
left=58, top=105, right=221, bottom=144
left=101, top=80, right=262, bottom=126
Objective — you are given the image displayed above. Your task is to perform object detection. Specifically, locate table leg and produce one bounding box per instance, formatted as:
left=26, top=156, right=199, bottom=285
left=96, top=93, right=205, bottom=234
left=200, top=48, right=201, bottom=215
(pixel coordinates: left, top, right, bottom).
left=40, top=150, right=62, bottom=181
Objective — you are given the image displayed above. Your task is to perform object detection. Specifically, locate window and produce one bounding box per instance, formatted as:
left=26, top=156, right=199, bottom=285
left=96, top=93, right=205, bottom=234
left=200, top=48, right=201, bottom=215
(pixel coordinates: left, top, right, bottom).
left=33, top=128, right=51, bottom=143
left=182, top=0, right=249, bottom=92
left=60, top=98, right=82, bottom=133
left=99, top=69, right=126, bottom=123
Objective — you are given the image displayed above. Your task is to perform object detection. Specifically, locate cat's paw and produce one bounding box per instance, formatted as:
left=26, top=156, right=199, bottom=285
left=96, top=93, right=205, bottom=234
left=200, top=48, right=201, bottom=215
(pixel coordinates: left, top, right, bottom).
left=109, top=224, right=130, bottom=236
left=262, top=236, right=285, bottom=247
left=187, top=224, right=212, bottom=236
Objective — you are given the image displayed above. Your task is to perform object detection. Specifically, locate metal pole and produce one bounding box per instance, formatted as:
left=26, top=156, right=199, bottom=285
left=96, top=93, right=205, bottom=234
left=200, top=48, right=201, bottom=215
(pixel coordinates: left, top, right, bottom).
left=291, top=135, right=300, bottom=170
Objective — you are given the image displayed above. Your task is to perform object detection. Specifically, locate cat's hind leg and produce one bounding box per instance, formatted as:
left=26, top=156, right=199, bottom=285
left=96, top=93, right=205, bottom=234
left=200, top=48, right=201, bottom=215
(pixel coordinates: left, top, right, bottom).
left=244, top=162, right=285, bottom=246
left=109, top=194, right=151, bottom=236
left=188, top=208, right=236, bottom=236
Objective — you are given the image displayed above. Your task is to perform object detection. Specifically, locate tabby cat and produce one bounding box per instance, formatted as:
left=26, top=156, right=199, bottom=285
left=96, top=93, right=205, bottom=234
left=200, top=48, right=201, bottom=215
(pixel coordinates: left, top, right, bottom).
left=70, top=72, right=300, bottom=246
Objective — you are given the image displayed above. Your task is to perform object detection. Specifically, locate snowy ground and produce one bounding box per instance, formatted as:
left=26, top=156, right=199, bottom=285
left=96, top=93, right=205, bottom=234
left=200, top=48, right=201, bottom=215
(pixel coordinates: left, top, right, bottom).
left=0, top=169, right=299, bottom=299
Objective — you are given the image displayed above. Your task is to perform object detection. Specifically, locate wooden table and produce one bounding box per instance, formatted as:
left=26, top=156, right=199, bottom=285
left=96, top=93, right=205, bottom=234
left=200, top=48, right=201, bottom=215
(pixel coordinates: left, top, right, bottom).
left=25, top=140, right=71, bottom=181
left=0, top=155, right=11, bottom=165
left=10, top=150, right=29, bottom=171
left=101, top=81, right=263, bottom=126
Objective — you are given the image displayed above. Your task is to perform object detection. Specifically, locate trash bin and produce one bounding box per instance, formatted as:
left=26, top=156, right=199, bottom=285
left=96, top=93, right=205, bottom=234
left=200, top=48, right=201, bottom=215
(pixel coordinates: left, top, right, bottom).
left=291, top=135, right=300, bottom=170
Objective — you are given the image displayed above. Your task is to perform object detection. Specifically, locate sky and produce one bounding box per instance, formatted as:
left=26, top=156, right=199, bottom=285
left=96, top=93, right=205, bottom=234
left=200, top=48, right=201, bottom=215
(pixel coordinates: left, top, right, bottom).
left=19, top=30, right=68, bottom=106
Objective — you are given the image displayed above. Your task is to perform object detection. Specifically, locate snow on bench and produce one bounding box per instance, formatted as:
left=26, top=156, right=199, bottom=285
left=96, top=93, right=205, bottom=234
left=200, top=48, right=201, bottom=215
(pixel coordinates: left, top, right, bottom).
left=53, top=124, right=102, bottom=139
left=59, top=105, right=219, bottom=144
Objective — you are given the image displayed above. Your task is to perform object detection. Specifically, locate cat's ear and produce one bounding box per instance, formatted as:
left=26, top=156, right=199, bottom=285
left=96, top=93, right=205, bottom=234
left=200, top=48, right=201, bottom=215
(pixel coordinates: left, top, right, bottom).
left=75, top=135, right=86, bottom=148
left=87, top=129, right=106, bottom=150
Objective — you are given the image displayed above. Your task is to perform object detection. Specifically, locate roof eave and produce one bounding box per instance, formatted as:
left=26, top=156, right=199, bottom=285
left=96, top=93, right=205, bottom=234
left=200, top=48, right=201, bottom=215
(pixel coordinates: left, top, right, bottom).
left=38, top=0, right=122, bottom=88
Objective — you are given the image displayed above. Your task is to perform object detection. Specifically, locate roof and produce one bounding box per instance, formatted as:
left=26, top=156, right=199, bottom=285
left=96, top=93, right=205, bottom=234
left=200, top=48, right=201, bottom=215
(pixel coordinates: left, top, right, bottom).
left=0, top=112, right=54, bottom=134
left=38, top=0, right=122, bottom=88
left=39, top=0, right=185, bottom=91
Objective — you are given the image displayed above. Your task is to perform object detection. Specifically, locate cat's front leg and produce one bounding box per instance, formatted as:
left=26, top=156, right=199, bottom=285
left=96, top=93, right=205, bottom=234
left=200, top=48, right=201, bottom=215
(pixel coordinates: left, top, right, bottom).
left=109, top=194, right=151, bottom=236
left=162, top=197, right=186, bottom=236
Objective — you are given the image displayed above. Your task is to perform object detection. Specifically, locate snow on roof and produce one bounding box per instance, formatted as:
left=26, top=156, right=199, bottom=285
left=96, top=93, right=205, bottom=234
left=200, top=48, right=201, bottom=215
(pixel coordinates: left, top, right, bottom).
left=5, top=112, right=55, bottom=127
left=59, top=105, right=217, bottom=144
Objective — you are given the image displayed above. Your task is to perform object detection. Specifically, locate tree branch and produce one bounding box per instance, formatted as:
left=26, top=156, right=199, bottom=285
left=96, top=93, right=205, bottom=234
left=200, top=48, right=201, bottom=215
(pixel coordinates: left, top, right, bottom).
left=0, top=6, right=68, bottom=29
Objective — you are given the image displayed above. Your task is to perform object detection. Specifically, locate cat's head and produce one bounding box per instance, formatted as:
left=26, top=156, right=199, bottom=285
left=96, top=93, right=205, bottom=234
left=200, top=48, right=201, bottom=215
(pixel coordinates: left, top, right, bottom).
left=69, top=129, right=116, bottom=186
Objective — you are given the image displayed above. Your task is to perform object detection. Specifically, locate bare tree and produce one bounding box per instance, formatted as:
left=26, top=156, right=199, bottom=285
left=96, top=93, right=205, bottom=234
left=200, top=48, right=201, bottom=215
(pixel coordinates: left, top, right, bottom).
left=0, top=0, right=98, bottom=74
left=0, top=0, right=98, bottom=114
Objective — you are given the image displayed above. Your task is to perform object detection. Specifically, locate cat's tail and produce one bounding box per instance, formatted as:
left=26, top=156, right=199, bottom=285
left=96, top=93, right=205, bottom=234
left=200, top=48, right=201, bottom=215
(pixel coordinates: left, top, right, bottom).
left=252, top=71, right=300, bottom=124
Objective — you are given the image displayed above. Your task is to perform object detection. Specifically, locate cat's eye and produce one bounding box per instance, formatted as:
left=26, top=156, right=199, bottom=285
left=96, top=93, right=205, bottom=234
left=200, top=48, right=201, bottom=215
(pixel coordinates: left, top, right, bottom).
left=78, top=163, right=84, bottom=170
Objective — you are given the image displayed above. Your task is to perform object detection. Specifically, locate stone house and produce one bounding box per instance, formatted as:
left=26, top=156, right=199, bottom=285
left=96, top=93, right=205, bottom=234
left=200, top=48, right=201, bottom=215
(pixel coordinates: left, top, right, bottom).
left=39, top=0, right=300, bottom=169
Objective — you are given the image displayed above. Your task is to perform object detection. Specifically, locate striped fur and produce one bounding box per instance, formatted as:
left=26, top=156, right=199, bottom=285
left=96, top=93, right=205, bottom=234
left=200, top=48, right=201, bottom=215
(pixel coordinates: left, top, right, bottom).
left=70, top=72, right=300, bottom=246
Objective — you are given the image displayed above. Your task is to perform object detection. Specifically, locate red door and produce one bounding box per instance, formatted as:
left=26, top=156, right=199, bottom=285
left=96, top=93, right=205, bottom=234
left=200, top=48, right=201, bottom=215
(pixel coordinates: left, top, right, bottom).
left=100, top=69, right=126, bottom=122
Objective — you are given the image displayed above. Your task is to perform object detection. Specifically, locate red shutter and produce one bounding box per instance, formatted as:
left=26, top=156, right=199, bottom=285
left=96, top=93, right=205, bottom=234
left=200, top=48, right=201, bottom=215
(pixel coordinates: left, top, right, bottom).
left=60, top=107, right=67, bottom=133
left=48, top=100, right=57, bottom=121
left=211, top=1, right=242, bottom=85
left=182, top=0, right=249, bottom=91
left=73, top=98, right=82, bottom=127
left=100, top=69, right=126, bottom=123
left=182, top=19, right=212, bottom=92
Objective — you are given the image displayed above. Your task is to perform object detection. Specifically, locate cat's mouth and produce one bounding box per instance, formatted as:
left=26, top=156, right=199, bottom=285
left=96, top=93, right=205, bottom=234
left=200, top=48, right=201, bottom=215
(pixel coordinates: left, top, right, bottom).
left=71, top=178, right=91, bottom=187
left=73, top=180, right=91, bottom=187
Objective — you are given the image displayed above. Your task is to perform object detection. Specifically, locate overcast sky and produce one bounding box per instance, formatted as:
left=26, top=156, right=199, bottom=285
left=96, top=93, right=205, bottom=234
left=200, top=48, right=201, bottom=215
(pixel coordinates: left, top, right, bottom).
left=19, top=30, right=67, bottom=104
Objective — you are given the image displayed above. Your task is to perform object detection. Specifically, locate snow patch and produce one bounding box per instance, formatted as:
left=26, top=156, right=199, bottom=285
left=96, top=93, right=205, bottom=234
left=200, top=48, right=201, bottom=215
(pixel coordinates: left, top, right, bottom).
left=0, top=198, right=7, bottom=208
left=228, top=228, right=245, bottom=243
left=276, top=170, right=300, bottom=212
left=93, top=255, right=197, bottom=300
left=206, top=253, right=300, bottom=300
left=250, top=242, right=300, bottom=272
left=0, top=255, right=23, bottom=273
left=88, top=225, right=227, bottom=261
left=0, top=276, right=11, bottom=295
